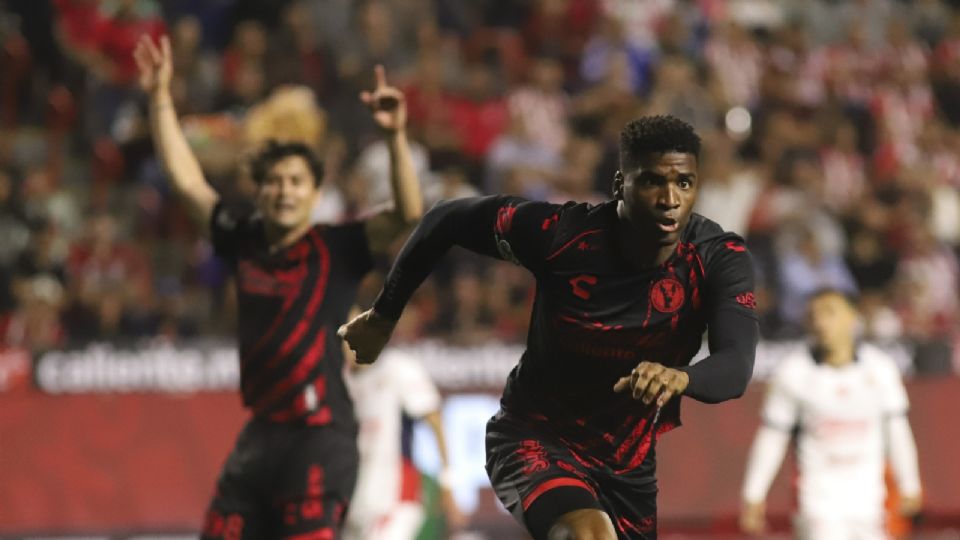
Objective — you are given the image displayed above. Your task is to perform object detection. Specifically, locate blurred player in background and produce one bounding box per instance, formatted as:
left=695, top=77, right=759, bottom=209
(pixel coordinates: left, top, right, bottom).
left=134, top=35, right=422, bottom=539
left=740, top=289, right=922, bottom=540
left=340, top=116, right=759, bottom=540
left=343, top=311, right=465, bottom=540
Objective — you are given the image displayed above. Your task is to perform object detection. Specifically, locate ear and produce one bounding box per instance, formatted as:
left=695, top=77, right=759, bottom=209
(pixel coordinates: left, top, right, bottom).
left=612, top=171, right=624, bottom=200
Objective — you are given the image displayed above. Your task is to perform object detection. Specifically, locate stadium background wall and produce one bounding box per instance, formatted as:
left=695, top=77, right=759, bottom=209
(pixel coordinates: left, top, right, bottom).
left=0, top=343, right=957, bottom=538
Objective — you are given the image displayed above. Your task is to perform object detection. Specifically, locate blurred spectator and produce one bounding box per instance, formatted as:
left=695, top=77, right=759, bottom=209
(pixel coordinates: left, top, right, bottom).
left=168, top=15, right=221, bottom=114
left=694, top=133, right=761, bottom=237
left=485, top=112, right=563, bottom=196
left=777, top=225, right=858, bottom=334
left=507, top=56, right=570, bottom=155
left=0, top=0, right=957, bottom=371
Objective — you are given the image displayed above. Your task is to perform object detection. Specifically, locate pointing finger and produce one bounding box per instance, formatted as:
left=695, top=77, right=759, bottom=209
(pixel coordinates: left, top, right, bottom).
left=374, top=64, right=387, bottom=89
left=145, top=36, right=162, bottom=65
left=160, top=35, right=172, bottom=65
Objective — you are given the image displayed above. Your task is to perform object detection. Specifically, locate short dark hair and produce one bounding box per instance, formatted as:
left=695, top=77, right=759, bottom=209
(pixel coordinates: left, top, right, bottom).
left=619, top=115, right=701, bottom=170
left=249, top=140, right=324, bottom=187
left=807, top=287, right=859, bottom=308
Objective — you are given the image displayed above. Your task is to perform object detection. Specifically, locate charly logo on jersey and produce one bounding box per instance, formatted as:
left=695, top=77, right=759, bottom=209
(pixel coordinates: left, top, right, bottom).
left=650, top=277, right=685, bottom=313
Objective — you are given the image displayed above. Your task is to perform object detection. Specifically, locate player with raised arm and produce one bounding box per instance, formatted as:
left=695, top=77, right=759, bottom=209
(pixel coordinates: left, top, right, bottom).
left=134, top=35, right=422, bottom=539
left=340, top=116, right=759, bottom=540
left=740, top=289, right=922, bottom=540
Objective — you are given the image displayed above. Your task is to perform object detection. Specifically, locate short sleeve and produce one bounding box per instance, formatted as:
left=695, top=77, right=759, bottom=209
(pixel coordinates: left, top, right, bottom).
left=325, top=221, right=375, bottom=280
left=209, top=202, right=257, bottom=263
left=492, top=196, right=564, bottom=273
left=703, top=236, right=758, bottom=319
left=761, top=362, right=801, bottom=431
left=874, top=353, right=909, bottom=416
left=391, top=354, right=441, bottom=418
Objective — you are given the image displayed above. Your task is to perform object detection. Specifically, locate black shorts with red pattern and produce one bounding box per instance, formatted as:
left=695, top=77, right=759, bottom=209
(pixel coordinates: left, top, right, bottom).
left=486, top=410, right=658, bottom=540
left=201, top=418, right=358, bottom=540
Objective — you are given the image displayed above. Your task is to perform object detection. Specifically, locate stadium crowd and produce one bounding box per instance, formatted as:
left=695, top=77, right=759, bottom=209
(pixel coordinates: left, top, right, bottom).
left=0, top=0, right=958, bottom=374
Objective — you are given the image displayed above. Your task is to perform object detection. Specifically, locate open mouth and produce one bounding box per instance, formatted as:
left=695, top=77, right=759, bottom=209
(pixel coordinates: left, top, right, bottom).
left=656, top=217, right=679, bottom=233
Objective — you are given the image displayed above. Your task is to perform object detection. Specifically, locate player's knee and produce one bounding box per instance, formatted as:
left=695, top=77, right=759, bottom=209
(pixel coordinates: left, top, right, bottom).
left=547, top=509, right=617, bottom=540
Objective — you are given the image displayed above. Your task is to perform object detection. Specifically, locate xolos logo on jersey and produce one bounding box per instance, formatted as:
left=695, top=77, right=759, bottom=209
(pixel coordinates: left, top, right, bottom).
left=650, top=278, right=685, bottom=313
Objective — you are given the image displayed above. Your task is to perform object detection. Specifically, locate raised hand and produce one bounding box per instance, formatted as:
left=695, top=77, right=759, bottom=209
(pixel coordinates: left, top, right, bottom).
left=613, top=361, right=689, bottom=407
left=360, top=65, right=407, bottom=133
left=133, top=35, right=173, bottom=96
left=337, top=309, right=397, bottom=365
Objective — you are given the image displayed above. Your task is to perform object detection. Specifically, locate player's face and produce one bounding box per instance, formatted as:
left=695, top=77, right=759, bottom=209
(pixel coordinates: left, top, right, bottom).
left=257, top=155, right=320, bottom=230
left=617, top=151, right=698, bottom=245
left=807, top=293, right=857, bottom=349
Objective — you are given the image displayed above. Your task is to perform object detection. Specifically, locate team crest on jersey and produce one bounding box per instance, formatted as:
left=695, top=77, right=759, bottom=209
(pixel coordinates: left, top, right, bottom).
left=650, top=277, right=685, bottom=313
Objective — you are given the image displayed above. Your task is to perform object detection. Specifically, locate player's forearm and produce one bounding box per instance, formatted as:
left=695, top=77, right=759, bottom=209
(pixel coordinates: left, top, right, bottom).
left=373, top=196, right=500, bottom=320
left=425, top=411, right=452, bottom=469
left=681, top=310, right=757, bottom=403
left=386, top=130, right=423, bottom=226
left=887, top=415, right=922, bottom=497
left=741, top=425, right=791, bottom=504
left=148, top=90, right=217, bottom=224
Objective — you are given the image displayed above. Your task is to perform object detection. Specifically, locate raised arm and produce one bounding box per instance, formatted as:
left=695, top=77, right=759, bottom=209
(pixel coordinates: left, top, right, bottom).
left=134, top=35, right=218, bottom=228
left=360, top=66, right=423, bottom=253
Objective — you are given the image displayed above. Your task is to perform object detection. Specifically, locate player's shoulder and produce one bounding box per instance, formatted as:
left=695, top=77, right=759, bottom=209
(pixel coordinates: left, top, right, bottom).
left=686, top=213, right=748, bottom=255
left=213, top=199, right=262, bottom=233
left=772, top=345, right=817, bottom=383
left=857, top=343, right=902, bottom=376
left=547, top=199, right=615, bottom=233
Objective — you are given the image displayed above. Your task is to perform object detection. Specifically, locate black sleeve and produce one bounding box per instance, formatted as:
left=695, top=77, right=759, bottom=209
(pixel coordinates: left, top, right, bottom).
left=327, top=221, right=375, bottom=279
left=209, top=201, right=256, bottom=263
left=679, top=238, right=759, bottom=403
left=373, top=195, right=561, bottom=320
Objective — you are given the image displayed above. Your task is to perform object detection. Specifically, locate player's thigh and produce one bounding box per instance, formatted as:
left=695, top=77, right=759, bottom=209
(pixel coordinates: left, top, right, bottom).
left=596, top=459, right=658, bottom=539
left=486, top=415, right=605, bottom=539
left=548, top=508, right=617, bottom=540
left=200, top=424, right=269, bottom=540
left=271, top=427, right=359, bottom=537
left=376, top=502, right=427, bottom=540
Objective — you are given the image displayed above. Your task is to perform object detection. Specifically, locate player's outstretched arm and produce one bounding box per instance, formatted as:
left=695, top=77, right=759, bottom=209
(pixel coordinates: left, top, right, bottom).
left=340, top=196, right=505, bottom=363
left=134, top=35, right=218, bottom=228
left=361, top=65, right=423, bottom=253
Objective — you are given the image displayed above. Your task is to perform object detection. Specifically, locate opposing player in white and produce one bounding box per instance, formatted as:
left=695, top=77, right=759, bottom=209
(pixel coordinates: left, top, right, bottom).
left=740, top=289, right=922, bottom=540
left=344, top=344, right=463, bottom=540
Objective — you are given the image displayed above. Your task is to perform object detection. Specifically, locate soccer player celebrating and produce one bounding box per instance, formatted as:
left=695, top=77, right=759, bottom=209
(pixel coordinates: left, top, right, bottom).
left=340, top=116, right=759, bottom=540
left=740, top=289, right=922, bottom=540
left=133, top=36, right=423, bottom=538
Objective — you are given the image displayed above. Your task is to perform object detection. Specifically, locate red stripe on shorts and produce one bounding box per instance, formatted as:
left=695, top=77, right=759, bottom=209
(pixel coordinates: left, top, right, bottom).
left=283, top=528, right=334, bottom=540
left=521, top=477, right=596, bottom=511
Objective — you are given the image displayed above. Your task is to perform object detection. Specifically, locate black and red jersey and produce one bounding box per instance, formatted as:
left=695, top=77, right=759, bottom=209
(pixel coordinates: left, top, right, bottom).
left=375, top=195, right=758, bottom=472
left=211, top=203, right=373, bottom=432
left=492, top=198, right=755, bottom=470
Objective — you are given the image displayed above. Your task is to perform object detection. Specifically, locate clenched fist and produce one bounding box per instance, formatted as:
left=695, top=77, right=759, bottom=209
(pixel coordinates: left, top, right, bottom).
left=337, top=309, right=397, bottom=365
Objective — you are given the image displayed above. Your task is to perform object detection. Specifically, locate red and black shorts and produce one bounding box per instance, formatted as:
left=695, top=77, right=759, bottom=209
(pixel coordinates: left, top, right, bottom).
left=486, top=410, right=658, bottom=540
left=201, top=418, right=358, bottom=540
